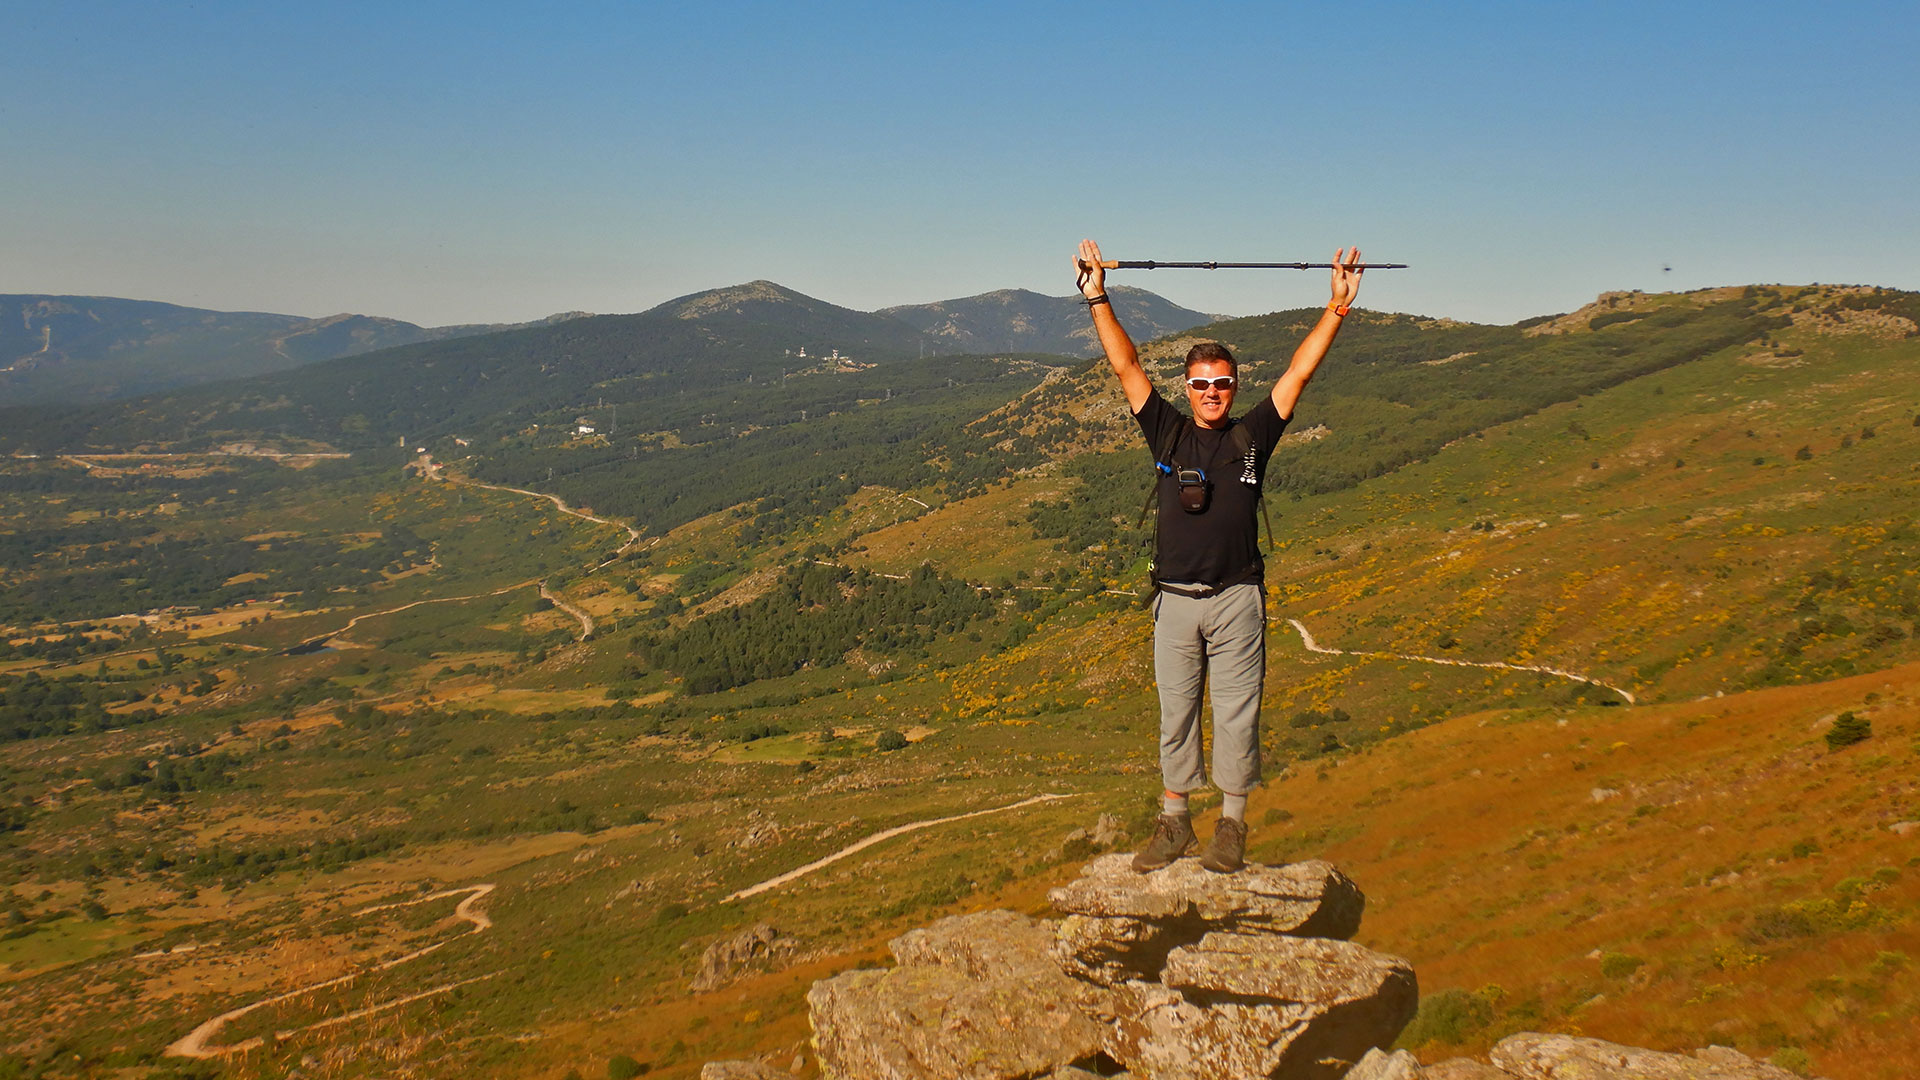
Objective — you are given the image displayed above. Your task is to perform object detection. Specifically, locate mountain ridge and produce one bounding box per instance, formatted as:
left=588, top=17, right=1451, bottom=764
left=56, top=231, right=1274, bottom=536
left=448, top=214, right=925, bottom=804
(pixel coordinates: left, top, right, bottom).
left=0, top=294, right=595, bottom=408
left=0, top=279, right=1221, bottom=409
left=880, top=284, right=1220, bottom=357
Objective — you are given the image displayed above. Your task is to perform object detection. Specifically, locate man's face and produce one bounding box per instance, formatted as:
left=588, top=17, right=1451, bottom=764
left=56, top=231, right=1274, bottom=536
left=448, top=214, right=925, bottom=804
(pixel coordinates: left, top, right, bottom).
left=1186, top=359, right=1236, bottom=429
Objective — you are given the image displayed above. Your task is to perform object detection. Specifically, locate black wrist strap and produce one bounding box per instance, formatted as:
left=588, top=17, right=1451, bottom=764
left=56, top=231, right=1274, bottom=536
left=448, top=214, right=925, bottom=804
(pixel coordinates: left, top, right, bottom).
left=1083, top=294, right=1111, bottom=308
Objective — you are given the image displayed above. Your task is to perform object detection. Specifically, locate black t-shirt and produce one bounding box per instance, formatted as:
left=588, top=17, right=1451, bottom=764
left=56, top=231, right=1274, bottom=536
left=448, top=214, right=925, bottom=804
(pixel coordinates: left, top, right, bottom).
left=1134, top=390, right=1289, bottom=586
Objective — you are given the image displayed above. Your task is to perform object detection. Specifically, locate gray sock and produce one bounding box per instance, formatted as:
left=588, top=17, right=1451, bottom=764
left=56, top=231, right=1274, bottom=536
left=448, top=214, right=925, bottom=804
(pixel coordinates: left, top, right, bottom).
left=1221, top=792, right=1248, bottom=822
left=1163, top=792, right=1190, bottom=817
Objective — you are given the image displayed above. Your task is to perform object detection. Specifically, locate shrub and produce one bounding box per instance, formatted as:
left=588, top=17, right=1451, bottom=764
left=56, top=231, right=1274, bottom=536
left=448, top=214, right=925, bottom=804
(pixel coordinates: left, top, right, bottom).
left=1795, top=445, right=1813, bottom=461
left=1770, top=1047, right=1813, bottom=1074
left=1862, top=624, right=1907, bottom=649
left=1825, top=711, right=1871, bottom=751
left=1744, top=906, right=1815, bottom=942
left=1745, top=897, right=1888, bottom=944
left=1870, top=950, right=1908, bottom=975
left=876, top=730, right=909, bottom=752
left=654, top=902, right=689, bottom=925
left=1396, top=987, right=1493, bottom=1048
left=607, top=1054, right=645, bottom=1079
left=1599, top=952, right=1645, bottom=979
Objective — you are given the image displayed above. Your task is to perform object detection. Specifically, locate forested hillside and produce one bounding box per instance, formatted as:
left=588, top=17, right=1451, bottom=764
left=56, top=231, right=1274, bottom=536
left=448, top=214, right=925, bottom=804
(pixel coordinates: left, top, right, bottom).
left=879, top=284, right=1217, bottom=356
left=0, top=294, right=588, bottom=407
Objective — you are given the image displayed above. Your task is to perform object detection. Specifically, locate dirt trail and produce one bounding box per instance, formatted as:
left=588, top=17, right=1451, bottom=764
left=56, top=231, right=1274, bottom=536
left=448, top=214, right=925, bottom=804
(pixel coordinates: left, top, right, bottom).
left=539, top=581, right=594, bottom=639
left=1286, top=618, right=1635, bottom=705
left=428, top=461, right=646, bottom=635
left=437, top=466, right=643, bottom=568
left=289, top=582, right=536, bottom=652
left=723, top=793, right=1079, bottom=903
left=164, top=884, right=496, bottom=1059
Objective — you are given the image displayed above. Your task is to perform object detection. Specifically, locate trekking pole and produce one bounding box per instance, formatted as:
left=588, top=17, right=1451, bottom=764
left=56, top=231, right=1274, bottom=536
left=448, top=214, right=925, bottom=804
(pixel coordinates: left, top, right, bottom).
left=1078, top=259, right=1409, bottom=271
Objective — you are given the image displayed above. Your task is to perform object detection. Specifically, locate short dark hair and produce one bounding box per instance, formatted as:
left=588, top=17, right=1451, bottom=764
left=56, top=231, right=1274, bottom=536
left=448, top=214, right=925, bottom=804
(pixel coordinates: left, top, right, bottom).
left=1184, top=342, right=1237, bottom=375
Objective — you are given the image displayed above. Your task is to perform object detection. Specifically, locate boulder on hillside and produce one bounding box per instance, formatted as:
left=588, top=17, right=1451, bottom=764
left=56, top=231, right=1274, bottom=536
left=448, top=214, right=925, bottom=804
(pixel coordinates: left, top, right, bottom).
left=1348, top=1048, right=1429, bottom=1079
left=700, top=1061, right=789, bottom=1080
left=691, top=922, right=794, bottom=992
left=1062, top=813, right=1130, bottom=855
left=808, top=911, right=1112, bottom=1080
left=1107, top=935, right=1417, bottom=1080
left=1423, top=1059, right=1513, bottom=1079
left=1490, top=1034, right=1820, bottom=1079
left=1050, top=855, right=1364, bottom=985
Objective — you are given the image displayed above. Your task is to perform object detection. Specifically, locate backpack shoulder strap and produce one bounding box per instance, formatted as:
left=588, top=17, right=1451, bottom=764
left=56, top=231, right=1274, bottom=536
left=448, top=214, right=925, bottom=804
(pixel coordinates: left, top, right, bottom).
left=1135, top=418, right=1182, bottom=529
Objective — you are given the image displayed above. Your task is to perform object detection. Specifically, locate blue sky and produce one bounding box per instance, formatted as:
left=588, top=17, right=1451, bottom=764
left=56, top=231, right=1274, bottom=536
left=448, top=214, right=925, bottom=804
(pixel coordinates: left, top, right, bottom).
left=3, top=1, right=1915, bottom=325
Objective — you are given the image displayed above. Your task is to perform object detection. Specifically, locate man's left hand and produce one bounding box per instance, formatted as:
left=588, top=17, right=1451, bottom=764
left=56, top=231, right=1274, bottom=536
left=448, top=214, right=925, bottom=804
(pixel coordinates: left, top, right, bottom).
left=1330, top=247, right=1363, bottom=308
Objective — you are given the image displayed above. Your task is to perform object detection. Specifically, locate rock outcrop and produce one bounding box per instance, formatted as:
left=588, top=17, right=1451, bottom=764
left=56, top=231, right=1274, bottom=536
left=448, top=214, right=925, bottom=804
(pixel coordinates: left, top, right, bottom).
left=1488, top=1034, right=1809, bottom=1079
left=804, top=855, right=1409, bottom=1080
left=807, top=909, right=1111, bottom=1079
left=690, top=922, right=795, bottom=992
left=1422, top=1059, right=1516, bottom=1080
left=698, top=1061, right=790, bottom=1080
left=715, top=856, right=1831, bottom=1080
left=1348, top=1049, right=1427, bottom=1079
left=1113, top=934, right=1417, bottom=1080
left=1051, top=855, right=1366, bottom=986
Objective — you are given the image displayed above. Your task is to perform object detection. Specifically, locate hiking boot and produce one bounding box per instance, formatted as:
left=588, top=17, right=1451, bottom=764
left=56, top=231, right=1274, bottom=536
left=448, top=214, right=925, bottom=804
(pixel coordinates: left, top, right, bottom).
left=1200, top=817, right=1246, bottom=874
left=1130, top=813, right=1197, bottom=873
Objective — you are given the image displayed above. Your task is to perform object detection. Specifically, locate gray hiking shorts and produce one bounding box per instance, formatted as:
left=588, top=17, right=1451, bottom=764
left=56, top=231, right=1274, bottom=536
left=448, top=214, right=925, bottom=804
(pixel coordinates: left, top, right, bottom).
left=1152, top=581, right=1265, bottom=795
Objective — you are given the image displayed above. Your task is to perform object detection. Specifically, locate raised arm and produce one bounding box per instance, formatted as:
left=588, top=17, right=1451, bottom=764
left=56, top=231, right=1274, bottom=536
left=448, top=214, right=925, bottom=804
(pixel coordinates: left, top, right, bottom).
left=1270, top=246, right=1364, bottom=420
left=1077, top=238, right=1153, bottom=414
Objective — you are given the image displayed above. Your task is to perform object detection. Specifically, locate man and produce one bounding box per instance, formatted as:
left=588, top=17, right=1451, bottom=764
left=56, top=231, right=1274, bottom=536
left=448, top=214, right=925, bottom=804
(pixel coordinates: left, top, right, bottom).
left=1074, top=238, right=1364, bottom=873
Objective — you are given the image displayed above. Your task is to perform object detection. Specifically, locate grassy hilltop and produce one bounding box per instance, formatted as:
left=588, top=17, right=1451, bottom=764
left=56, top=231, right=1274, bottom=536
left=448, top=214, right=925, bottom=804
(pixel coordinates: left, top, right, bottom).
left=1, top=283, right=1917, bottom=1079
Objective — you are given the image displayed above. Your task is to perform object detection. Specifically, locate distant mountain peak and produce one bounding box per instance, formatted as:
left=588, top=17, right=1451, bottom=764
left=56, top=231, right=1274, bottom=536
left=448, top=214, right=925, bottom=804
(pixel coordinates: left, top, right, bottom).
left=879, top=286, right=1219, bottom=357
left=647, top=280, right=826, bottom=321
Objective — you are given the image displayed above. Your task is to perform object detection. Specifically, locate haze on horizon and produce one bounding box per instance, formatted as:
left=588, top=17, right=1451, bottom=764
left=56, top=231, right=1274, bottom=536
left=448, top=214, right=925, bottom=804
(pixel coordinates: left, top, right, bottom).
left=3, top=0, right=1915, bottom=328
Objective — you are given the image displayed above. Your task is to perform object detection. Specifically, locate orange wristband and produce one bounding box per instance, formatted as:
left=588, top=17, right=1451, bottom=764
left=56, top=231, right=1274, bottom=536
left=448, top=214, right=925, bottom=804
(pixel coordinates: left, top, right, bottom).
left=1331, top=303, right=1351, bottom=317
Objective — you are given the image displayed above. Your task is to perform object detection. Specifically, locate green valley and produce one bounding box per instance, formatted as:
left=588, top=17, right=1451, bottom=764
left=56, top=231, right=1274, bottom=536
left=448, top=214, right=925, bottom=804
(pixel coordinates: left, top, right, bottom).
left=2, top=281, right=1917, bottom=1080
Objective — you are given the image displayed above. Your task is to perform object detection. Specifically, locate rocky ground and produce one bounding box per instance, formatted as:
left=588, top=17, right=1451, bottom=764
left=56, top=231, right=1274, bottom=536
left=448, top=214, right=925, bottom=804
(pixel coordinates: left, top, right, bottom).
left=701, top=855, right=1828, bottom=1080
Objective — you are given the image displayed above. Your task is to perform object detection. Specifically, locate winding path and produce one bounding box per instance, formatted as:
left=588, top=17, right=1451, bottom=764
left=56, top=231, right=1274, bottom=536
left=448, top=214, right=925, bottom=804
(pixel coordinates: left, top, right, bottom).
left=164, top=884, right=496, bottom=1059
left=1286, top=618, right=1635, bottom=705
left=444, top=470, right=643, bottom=570
left=287, top=582, right=538, bottom=652
left=539, top=581, right=594, bottom=639
left=723, top=793, right=1080, bottom=903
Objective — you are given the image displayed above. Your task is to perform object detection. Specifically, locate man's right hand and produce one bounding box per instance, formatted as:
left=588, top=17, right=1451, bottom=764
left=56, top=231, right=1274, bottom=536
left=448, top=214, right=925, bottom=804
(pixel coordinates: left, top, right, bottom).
left=1077, top=238, right=1150, bottom=413
left=1075, top=239, right=1107, bottom=299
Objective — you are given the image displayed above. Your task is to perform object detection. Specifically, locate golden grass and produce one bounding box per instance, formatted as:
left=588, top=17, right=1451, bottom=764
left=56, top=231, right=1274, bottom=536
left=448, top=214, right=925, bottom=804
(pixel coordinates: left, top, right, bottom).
left=849, top=473, right=1074, bottom=581
left=1242, top=660, right=1920, bottom=1077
